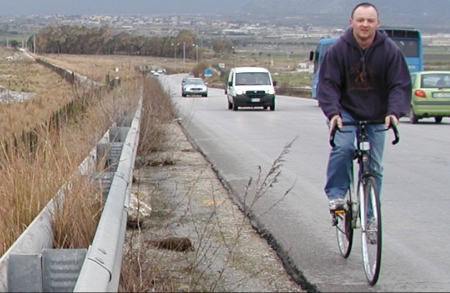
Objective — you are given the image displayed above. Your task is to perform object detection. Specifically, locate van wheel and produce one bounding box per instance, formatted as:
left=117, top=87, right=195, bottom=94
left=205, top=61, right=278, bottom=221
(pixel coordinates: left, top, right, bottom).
left=269, top=104, right=275, bottom=111
left=435, top=117, right=443, bottom=123
left=232, top=98, right=238, bottom=111
left=228, top=101, right=232, bottom=110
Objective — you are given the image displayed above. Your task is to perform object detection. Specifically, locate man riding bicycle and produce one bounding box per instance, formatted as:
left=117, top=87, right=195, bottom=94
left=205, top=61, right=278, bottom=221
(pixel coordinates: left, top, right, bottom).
left=317, top=2, right=411, bottom=221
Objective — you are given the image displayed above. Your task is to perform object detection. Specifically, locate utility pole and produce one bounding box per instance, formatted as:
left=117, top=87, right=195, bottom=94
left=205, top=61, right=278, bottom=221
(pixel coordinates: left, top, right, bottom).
left=196, top=45, right=199, bottom=63
left=192, top=44, right=199, bottom=63
left=183, top=41, right=185, bottom=63
left=171, top=43, right=179, bottom=71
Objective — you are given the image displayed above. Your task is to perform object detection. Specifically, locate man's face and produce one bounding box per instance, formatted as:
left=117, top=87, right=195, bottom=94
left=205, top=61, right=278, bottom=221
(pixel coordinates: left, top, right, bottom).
left=350, top=6, right=380, bottom=43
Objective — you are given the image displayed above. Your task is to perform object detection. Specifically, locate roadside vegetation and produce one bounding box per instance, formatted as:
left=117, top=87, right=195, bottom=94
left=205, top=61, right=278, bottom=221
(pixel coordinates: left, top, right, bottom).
left=0, top=46, right=144, bottom=254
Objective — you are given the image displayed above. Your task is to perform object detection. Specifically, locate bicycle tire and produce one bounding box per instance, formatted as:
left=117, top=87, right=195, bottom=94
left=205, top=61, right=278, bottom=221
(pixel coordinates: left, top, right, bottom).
left=360, top=175, right=382, bottom=286
left=336, top=187, right=354, bottom=258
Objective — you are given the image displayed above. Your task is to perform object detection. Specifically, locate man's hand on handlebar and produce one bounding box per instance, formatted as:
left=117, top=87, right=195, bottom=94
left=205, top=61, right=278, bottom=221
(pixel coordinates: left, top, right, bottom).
left=385, top=115, right=398, bottom=128
left=329, top=115, right=343, bottom=134
left=328, top=115, right=400, bottom=147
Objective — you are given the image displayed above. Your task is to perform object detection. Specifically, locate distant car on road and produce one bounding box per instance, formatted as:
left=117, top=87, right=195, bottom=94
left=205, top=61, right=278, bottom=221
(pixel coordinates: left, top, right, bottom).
left=409, top=71, right=450, bottom=123
left=181, top=78, right=208, bottom=97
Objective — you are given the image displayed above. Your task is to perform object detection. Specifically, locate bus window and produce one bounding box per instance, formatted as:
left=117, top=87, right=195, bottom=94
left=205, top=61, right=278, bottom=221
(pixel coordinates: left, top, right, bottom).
left=392, top=39, right=419, bottom=57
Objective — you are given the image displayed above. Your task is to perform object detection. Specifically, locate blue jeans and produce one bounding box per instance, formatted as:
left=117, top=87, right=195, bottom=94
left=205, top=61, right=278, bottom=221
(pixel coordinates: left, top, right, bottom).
left=325, top=110, right=386, bottom=201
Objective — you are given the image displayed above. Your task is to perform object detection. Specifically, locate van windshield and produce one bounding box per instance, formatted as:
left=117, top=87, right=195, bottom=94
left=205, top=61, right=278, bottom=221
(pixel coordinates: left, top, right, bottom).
left=236, top=72, right=271, bottom=85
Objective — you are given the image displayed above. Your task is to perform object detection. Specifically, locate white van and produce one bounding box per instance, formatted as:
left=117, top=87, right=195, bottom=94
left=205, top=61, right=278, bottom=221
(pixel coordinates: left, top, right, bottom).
left=225, top=67, right=277, bottom=111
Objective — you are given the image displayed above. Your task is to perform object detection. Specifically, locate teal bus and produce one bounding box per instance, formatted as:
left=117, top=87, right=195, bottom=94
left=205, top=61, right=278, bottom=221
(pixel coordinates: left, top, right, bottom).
left=309, top=27, right=423, bottom=99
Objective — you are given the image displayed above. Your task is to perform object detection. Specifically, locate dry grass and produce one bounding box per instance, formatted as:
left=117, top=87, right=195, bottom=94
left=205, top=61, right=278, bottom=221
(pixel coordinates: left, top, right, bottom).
left=31, top=53, right=177, bottom=83
left=0, top=52, right=74, bottom=138
left=0, top=46, right=143, bottom=254
left=51, top=174, right=103, bottom=249
left=137, top=76, right=176, bottom=156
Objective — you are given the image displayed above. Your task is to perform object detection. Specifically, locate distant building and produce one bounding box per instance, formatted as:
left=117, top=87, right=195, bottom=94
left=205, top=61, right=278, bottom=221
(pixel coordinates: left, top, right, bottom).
left=221, top=29, right=252, bottom=35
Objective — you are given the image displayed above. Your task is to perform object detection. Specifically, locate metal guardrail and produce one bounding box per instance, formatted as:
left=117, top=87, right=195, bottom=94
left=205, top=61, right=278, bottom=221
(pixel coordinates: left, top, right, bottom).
left=74, top=99, right=141, bottom=292
left=0, top=98, right=142, bottom=292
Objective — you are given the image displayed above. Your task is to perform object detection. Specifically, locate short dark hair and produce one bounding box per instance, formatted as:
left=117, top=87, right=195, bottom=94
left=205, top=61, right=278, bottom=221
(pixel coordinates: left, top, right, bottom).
left=351, top=2, right=379, bottom=18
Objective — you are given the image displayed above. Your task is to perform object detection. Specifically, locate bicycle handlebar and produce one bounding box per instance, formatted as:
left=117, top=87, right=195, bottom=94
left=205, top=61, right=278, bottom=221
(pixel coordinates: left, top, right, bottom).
left=329, top=117, right=400, bottom=148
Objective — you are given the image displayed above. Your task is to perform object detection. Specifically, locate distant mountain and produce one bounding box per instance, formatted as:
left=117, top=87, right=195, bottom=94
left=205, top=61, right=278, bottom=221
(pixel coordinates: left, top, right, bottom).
left=1, top=0, right=450, bottom=31
left=225, top=0, right=450, bottom=31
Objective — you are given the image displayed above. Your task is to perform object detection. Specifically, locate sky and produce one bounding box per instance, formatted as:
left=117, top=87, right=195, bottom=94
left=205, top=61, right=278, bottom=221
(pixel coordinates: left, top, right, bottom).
left=0, top=0, right=240, bottom=15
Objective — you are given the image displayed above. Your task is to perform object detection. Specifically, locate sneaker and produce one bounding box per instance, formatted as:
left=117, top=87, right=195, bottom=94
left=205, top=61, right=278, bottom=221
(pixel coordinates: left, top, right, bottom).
left=367, top=218, right=378, bottom=245
left=328, top=198, right=345, bottom=212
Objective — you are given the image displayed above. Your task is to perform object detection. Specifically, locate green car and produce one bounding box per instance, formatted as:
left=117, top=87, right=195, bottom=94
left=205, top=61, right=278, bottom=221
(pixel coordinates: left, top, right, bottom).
left=409, top=71, right=450, bottom=124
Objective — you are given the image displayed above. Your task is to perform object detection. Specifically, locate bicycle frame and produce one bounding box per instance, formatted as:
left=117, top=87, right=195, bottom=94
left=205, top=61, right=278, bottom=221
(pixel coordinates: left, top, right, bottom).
left=330, top=118, right=399, bottom=285
left=353, top=122, right=377, bottom=229
left=333, top=119, right=398, bottom=220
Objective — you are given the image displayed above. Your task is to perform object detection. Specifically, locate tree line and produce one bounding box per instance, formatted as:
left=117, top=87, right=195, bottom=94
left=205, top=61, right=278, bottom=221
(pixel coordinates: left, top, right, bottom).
left=26, top=24, right=240, bottom=59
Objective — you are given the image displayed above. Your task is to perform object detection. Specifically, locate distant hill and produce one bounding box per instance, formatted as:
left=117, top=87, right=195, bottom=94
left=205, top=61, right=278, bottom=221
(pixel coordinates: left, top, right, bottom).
left=224, top=0, right=450, bottom=31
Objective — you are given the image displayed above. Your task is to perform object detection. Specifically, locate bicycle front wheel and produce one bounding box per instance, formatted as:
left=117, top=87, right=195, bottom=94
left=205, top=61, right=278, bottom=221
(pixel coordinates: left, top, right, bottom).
left=336, top=188, right=353, bottom=258
left=360, top=175, right=382, bottom=286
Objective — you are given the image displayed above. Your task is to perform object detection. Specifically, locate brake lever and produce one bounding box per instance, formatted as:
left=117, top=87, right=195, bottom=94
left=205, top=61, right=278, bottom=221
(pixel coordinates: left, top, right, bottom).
left=389, top=117, right=400, bottom=145
left=329, top=125, right=352, bottom=148
left=329, top=125, right=338, bottom=148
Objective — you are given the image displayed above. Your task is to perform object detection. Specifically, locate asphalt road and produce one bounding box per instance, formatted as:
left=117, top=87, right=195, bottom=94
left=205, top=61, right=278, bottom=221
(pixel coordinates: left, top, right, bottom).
left=160, top=74, right=450, bottom=292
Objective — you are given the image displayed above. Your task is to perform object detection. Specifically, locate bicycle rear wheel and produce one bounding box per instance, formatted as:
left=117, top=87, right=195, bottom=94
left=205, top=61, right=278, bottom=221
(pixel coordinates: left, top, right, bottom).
left=335, top=188, right=354, bottom=258
left=360, top=175, right=382, bottom=286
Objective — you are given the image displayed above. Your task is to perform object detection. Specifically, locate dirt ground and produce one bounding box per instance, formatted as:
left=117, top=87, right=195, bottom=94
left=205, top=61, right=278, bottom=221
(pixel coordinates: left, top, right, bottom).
left=124, top=121, right=306, bottom=292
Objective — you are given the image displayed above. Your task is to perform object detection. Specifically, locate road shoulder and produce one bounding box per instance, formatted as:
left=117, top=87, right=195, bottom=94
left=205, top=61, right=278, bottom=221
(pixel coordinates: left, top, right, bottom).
left=126, top=121, right=305, bottom=292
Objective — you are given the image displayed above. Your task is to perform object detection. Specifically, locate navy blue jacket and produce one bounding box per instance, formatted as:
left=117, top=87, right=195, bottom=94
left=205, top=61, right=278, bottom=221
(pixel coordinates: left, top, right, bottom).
left=317, top=28, right=411, bottom=121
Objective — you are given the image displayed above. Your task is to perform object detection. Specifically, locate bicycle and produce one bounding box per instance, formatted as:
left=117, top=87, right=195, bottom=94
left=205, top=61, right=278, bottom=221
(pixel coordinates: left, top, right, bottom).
left=329, top=118, right=399, bottom=286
